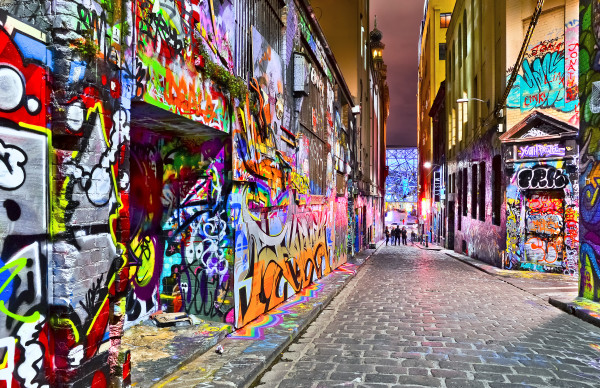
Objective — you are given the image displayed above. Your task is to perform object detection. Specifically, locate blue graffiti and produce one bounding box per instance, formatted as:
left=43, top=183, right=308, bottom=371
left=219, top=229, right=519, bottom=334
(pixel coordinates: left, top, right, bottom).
left=507, top=51, right=578, bottom=113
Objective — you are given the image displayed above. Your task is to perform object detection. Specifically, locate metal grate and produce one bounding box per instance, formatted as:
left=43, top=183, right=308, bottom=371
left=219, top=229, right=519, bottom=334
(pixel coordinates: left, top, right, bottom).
left=234, top=0, right=283, bottom=80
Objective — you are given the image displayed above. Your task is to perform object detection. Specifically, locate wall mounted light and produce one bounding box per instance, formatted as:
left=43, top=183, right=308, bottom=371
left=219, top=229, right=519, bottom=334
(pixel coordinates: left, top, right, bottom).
left=457, top=97, right=490, bottom=110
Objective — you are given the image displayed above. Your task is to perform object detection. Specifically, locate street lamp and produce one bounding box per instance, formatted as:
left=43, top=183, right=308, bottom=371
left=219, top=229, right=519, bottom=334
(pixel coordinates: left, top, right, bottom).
left=457, top=98, right=490, bottom=110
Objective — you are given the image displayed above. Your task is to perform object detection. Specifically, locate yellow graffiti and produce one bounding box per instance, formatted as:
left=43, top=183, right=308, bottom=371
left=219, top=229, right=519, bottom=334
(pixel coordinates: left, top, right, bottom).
left=50, top=317, right=81, bottom=343
left=130, top=235, right=156, bottom=287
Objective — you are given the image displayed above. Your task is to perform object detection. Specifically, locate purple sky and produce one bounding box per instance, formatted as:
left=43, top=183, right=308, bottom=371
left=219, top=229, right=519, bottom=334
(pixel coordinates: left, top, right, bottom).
left=371, top=0, right=423, bottom=147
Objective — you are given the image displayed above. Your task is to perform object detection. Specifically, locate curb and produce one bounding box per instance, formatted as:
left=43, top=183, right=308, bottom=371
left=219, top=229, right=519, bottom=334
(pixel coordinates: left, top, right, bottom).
left=547, top=297, right=572, bottom=314
left=444, top=251, right=495, bottom=276
left=548, top=297, right=600, bottom=330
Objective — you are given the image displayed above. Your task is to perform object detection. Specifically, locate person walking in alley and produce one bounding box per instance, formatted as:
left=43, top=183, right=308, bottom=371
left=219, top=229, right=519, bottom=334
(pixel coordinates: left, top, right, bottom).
left=395, top=225, right=401, bottom=245
left=385, top=226, right=390, bottom=245
left=401, top=227, right=407, bottom=245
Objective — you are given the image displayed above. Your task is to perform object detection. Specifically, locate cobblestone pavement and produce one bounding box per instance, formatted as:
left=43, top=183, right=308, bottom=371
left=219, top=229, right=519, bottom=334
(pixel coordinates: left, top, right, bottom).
left=256, top=244, right=600, bottom=388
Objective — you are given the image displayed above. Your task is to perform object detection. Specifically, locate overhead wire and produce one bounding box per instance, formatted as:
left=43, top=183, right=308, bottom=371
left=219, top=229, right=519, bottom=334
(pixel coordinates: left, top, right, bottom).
left=455, top=0, right=546, bottom=151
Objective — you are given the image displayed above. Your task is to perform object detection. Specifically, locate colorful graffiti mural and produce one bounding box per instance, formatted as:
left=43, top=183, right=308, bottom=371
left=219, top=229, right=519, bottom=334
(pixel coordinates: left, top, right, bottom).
left=135, top=0, right=235, bottom=132
left=507, top=9, right=579, bottom=126
left=579, top=0, right=600, bottom=300
left=0, top=0, right=373, bottom=384
left=505, top=160, right=578, bottom=275
left=128, top=130, right=234, bottom=326
left=0, top=0, right=133, bottom=383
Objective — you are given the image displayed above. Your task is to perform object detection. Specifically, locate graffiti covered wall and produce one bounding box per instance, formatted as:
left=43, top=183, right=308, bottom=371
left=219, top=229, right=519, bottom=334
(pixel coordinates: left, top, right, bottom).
left=0, top=0, right=365, bottom=384
left=505, top=161, right=579, bottom=274
left=0, top=0, right=134, bottom=382
left=128, top=129, right=234, bottom=326
left=579, top=0, right=600, bottom=300
left=506, top=2, right=579, bottom=128
left=447, top=132, right=505, bottom=266
left=231, top=15, right=349, bottom=328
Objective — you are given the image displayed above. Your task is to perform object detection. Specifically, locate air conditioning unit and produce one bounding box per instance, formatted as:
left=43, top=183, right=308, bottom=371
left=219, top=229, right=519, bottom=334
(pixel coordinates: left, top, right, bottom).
left=293, top=53, right=309, bottom=96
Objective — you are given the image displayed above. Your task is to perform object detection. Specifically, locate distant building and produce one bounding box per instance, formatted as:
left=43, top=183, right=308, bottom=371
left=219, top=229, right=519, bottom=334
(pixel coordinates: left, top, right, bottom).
left=312, top=0, right=389, bottom=251
left=386, top=147, right=418, bottom=213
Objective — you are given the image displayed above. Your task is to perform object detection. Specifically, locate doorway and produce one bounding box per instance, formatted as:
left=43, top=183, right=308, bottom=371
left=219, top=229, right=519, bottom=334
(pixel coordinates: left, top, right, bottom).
left=447, top=201, right=455, bottom=250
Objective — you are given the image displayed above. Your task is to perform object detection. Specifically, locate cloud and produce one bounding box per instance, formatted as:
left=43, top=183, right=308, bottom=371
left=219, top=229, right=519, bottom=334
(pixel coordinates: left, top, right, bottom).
left=371, top=0, right=422, bottom=147
left=0, top=138, right=28, bottom=190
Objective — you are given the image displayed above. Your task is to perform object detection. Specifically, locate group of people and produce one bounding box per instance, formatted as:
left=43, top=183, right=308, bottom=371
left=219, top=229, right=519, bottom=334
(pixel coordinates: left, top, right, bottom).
left=385, top=225, right=408, bottom=246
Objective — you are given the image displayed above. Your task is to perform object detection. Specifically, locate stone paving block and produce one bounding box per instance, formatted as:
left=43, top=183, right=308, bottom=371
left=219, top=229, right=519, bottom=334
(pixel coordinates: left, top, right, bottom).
left=407, top=367, right=430, bottom=376
left=445, top=379, right=487, bottom=388
left=396, top=375, right=442, bottom=387
left=364, top=373, right=398, bottom=383
left=472, top=372, right=508, bottom=382
left=430, top=368, right=468, bottom=379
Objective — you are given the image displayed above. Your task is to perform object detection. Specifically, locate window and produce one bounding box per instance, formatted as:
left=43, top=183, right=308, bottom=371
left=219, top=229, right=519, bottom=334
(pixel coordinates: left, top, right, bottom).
left=462, top=168, right=468, bottom=217
left=452, top=173, right=456, bottom=193
left=451, top=108, right=457, bottom=146
left=460, top=91, right=467, bottom=142
left=492, top=155, right=502, bottom=225
left=473, top=75, right=479, bottom=137
left=462, top=11, right=467, bottom=60
left=471, top=164, right=477, bottom=218
left=479, top=162, right=485, bottom=221
left=458, top=26, right=462, bottom=68
left=439, top=43, right=447, bottom=60
left=440, top=13, right=452, bottom=28
left=254, top=0, right=284, bottom=54
left=458, top=91, right=469, bottom=141
left=452, top=41, right=456, bottom=80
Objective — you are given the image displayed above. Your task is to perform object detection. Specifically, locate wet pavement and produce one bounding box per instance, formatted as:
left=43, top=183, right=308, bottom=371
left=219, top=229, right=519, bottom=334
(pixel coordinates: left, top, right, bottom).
left=122, top=318, right=232, bottom=387
left=257, top=244, right=600, bottom=388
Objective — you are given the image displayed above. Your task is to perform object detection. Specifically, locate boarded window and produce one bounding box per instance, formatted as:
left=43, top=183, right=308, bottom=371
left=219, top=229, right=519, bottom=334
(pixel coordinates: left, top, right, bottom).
left=479, top=162, right=486, bottom=221
left=457, top=171, right=462, bottom=230
left=471, top=164, right=477, bottom=218
left=462, top=168, right=468, bottom=217
left=492, top=155, right=502, bottom=225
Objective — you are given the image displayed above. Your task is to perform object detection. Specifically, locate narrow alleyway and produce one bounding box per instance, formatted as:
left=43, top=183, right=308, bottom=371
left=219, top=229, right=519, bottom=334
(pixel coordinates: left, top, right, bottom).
left=257, top=244, right=600, bottom=388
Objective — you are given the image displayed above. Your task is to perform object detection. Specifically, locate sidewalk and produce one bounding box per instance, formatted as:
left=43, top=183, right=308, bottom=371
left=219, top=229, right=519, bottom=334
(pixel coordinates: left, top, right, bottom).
left=442, top=250, right=600, bottom=329
left=124, top=241, right=384, bottom=388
